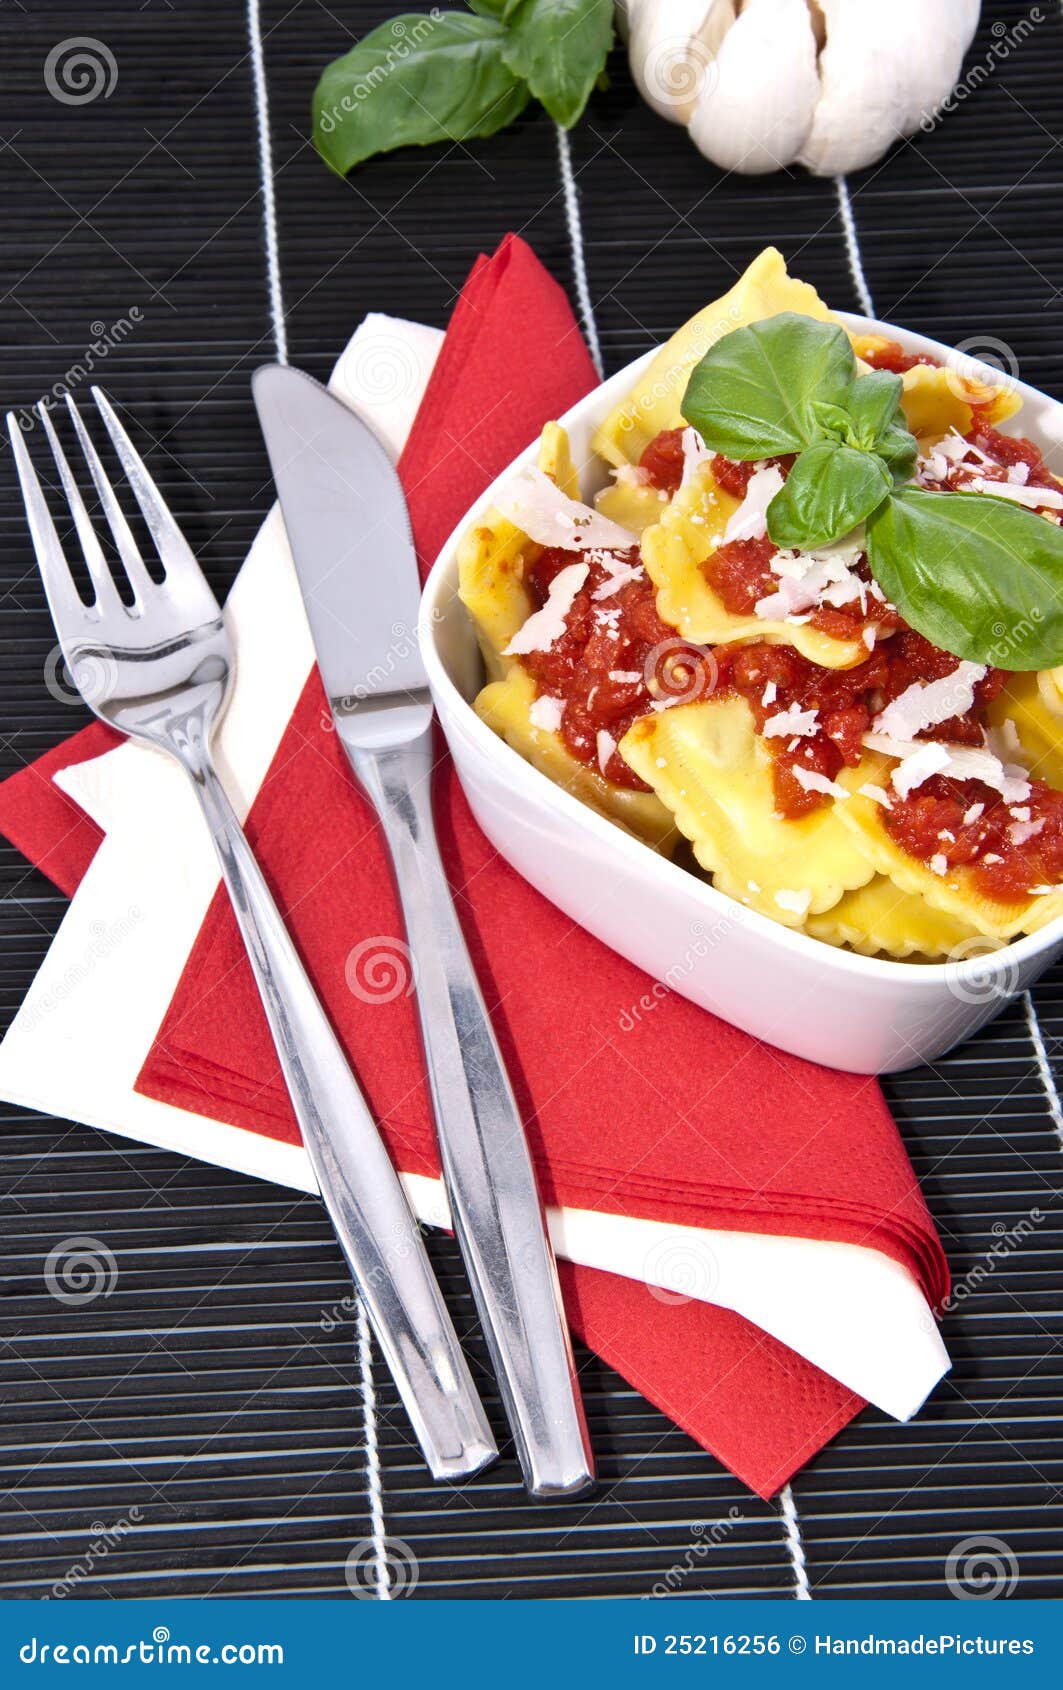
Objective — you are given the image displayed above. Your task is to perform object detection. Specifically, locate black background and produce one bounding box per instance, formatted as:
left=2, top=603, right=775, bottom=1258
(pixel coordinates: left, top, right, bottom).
left=1, top=0, right=1062, bottom=1599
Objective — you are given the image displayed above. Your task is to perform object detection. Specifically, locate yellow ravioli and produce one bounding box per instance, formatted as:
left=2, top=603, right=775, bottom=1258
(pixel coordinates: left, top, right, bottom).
left=456, top=509, right=535, bottom=679
left=807, top=876, right=985, bottom=960
left=619, top=697, right=875, bottom=926
left=986, top=671, right=1063, bottom=792
left=457, top=424, right=580, bottom=677
left=592, top=248, right=840, bottom=470
left=594, top=476, right=670, bottom=535
left=474, top=667, right=678, bottom=853
left=536, top=420, right=581, bottom=499
left=834, top=756, right=1063, bottom=940
left=640, top=462, right=869, bottom=669
left=896, top=362, right=1021, bottom=446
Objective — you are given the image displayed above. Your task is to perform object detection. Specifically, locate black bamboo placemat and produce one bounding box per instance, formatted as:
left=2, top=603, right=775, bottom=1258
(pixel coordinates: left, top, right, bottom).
left=1, top=0, right=1062, bottom=1600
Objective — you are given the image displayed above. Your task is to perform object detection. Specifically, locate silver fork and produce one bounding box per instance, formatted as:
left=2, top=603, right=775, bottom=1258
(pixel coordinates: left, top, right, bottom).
left=7, top=389, right=497, bottom=1483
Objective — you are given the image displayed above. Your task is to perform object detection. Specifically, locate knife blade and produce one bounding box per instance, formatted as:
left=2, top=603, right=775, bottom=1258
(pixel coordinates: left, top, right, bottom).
left=253, top=363, right=594, bottom=1497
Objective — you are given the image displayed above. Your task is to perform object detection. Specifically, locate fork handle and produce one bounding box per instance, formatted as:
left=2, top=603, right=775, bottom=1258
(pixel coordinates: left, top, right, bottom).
left=348, top=729, right=595, bottom=1498
left=182, top=747, right=497, bottom=1482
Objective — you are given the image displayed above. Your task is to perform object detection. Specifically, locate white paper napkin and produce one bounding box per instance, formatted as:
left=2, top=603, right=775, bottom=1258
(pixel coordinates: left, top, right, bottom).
left=0, top=316, right=950, bottom=1422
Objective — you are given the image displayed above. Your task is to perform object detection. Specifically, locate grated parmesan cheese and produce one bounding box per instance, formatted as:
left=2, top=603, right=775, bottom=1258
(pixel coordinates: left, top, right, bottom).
left=680, top=426, right=711, bottom=489
left=859, top=782, right=894, bottom=808
left=611, top=463, right=651, bottom=488
left=753, top=540, right=868, bottom=623
left=495, top=466, right=635, bottom=552
left=503, top=562, right=588, bottom=656
left=774, top=888, right=812, bottom=915
left=591, top=557, right=645, bottom=601
left=528, top=695, right=565, bottom=733
left=873, top=661, right=986, bottom=740
left=792, top=766, right=849, bottom=800
left=1009, top=817, right=1045, bottom=846
left=966, top=476, right=1063, bottom=511
left=763, top=703, right=819, bottom=739
left=596, top=729, right=617, bottom=775
left=864, top=731, right=1032, bottom=804
left=723, top=465, right=786, bottom=543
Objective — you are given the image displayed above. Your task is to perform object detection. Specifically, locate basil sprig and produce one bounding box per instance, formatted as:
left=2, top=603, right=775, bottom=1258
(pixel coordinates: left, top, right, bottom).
left=681, top=312, right=1063, bottom=670
left=681, top=314, right=856, bottom=458
left=767, top=441, right=892, bottom=552
left=868, top=489, right=1063, bottom=670
left=313, top=1, right=613, bottom=175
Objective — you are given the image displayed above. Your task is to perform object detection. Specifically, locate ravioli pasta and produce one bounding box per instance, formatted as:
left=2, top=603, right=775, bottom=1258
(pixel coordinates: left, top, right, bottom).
left=457, top=249, right=1063, bottom=965
left=457, top=421, right=582, bottom=677
left=475, top=666, right=679, bottom=852
left=805, top=878, right=986, bottom=960
left=834, top=760, right=1063, bottom=941
left=619, top=697, right=875, bottom=925
left=592, top=246, right=839, bottom=469
left=987, top=671, right=1063, bottom=792
left=640, top=461, right=870, bottom=670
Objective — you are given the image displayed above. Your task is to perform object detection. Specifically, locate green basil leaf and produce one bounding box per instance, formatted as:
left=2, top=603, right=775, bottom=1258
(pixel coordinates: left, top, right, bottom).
left=468, top=0, right=523, bottom=16
left=867, top=487, right=1063, bottom=670
left=808, top=400, right=856, bottom=444
left=312, top=12, right=529, bottom=176
left=682, top=313, right=856, bottom=459
left=875, top=423, right=919, bottom=481
left=845, top=370, right=903, bottom=447
left=767, top=443, right=892, bottom=552
left=501, top=0, right=614, bottom=128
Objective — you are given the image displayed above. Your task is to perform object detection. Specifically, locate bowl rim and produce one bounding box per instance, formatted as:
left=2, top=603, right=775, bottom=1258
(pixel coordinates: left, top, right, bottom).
left=420, top=306, right=1063, bottom=986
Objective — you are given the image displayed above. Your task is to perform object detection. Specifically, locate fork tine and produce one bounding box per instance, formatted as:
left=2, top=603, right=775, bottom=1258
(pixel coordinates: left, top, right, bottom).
left=64, top=393, right=156, bottom=605
left=6, top=413, right=89, bottom=631
left=35, top=404, right=127, bottom=614
left=90, top=387, right=196, bottom=577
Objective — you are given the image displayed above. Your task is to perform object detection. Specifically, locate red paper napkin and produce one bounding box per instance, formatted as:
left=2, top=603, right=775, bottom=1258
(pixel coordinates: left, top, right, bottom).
left=0, top=722, right=115, bottom=896
left=0, top=236, right=947, bottom=1497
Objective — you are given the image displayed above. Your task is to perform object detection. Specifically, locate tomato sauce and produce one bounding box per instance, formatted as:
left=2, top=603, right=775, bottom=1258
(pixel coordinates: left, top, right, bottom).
left=861, top=339, right=940, bottom=376
left=701, top=535, right=903, bottom=645
left=923, top=421, right=1063, bottom=519
left=521, top=545, right=716, bottom=789
left=719, top=634, right=1006, bottom=820
left=968, top=422, right=1051, bottom=480
left=884, top=776, right=1063, bottom=903
left=638, top=428, right=686, bottom=495
left=637, top=430, right=793, bottom=499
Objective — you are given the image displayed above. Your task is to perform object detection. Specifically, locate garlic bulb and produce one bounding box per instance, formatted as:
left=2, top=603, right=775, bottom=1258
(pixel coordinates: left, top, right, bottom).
left=623, top=0, right=982, bottom=176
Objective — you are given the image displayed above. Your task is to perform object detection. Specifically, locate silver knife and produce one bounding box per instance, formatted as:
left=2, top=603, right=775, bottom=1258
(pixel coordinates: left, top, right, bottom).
left=253, top=363, right=595, bottom=1498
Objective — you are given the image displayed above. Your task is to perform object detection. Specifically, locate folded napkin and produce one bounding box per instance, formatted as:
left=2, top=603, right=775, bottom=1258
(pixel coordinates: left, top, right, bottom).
left=0, top=236, right=949, bottom=1497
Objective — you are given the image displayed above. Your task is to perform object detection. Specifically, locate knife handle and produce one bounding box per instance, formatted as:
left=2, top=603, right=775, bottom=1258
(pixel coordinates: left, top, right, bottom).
left=349, top=730, right=595, bottom=1499
left=183, top=747, right=497, bottom=1483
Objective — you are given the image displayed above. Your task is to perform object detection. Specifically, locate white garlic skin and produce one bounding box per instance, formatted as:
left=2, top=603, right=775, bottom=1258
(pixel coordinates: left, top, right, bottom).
left=624, top=0, right=982, bottom=177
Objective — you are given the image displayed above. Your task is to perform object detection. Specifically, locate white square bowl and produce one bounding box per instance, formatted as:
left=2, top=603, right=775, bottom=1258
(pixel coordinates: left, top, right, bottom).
left=419, top=313, right=1063, bottom=1074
